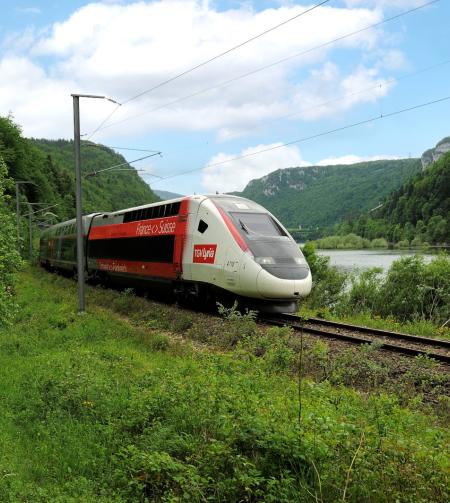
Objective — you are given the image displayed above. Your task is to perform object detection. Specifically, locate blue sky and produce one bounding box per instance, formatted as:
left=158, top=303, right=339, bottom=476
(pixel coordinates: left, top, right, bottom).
left=1, top=0, right=449, bottom=195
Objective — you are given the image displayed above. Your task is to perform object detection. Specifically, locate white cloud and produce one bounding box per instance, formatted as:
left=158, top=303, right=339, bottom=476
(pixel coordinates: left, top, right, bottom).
left=201, top=143, right=307, bottom=193
left=316, top=153, right=401, bottom=165
left=0, top=0, right=391, bottom=139
left=289, top=62, right=394, bottom=121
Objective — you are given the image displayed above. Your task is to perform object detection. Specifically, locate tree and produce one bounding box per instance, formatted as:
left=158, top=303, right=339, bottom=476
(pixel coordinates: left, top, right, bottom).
left=0, top=156, right=22, bottom=326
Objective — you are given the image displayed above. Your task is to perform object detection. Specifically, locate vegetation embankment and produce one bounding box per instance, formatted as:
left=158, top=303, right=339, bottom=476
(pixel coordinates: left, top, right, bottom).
left=0, top=267, right=449, bottom=502
left=301, top=244, right=450, bottom=340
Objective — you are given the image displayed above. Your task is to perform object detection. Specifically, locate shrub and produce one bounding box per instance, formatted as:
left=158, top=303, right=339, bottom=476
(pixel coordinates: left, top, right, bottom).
left=302, top=243, right=347, bottom=309
left=147, top=333, right=171, bottom=351
left=0, top=157, right=22, bottom=326
left=378, top=255, right=423, bottom=321
left=215, top=302, right=258, bottom=347
left=410, top=236, right=422, bottom=247
left=338, top=267, right=383, bottom=316
left=395, top=239, right=410, bottom=249
left=370, top=237, right=388, bottom=248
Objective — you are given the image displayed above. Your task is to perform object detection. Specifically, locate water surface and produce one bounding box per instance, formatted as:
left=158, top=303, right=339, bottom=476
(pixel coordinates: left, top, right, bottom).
left=316, top=249, right=435, bottom=274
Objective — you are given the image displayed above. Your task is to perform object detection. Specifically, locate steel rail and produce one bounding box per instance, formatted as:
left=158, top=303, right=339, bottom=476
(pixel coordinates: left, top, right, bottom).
left=260, top=314, right=450, bottom=364
left=293, top=314, right=450, bottom=348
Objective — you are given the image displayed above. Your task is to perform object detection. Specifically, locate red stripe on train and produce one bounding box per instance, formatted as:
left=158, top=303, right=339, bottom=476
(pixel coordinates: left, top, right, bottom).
left=213, top=203, right=251, bottom=254
left=95, top=259, right=177, bottom=279
left=90, top=198, right=191, bottom=279
left=89, top=215, right=178, bottom=240
left=173, top=198, right=190, bottom=275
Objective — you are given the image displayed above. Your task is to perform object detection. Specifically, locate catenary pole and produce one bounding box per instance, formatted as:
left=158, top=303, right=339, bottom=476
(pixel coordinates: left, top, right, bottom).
left=28, top=202, right=33, bottom=262
left=15, top=182, right=20, bottom=252
left=72, top=95, right=85, bottom=312
left=71, top=93, right=121, bottom=313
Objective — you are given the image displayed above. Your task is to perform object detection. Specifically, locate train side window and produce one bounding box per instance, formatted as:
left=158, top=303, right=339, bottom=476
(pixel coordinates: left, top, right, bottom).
left=198, top=220, right=208, bottom=234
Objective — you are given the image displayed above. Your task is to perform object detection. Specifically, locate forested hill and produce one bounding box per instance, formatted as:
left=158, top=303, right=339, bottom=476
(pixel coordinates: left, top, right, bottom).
left=0, top=116, right=159, bottom=222
left=234, top=159, right=421, bottom=229
left=341, top=151, right=450, bottom=245
left=31, top=138, right=160, bottom=216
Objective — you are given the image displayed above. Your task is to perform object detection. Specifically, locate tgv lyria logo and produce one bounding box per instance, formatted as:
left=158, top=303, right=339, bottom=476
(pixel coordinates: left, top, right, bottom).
left=193, top=244, right=217, bottom=264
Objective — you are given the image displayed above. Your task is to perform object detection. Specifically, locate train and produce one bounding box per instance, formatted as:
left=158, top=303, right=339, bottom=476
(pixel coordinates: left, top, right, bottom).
left=39, top=194, right=312, bottom=313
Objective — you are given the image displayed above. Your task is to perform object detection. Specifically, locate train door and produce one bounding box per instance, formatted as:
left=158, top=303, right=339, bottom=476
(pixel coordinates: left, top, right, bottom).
left=189, top=198, right=223, bottom=285
left=223, top=246, right=240, bottom=291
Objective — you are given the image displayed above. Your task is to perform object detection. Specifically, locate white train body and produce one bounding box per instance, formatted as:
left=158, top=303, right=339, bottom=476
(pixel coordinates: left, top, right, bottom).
left=182, top=195, right=312, bottom=311
left=39, top=194, right=312, bottom=313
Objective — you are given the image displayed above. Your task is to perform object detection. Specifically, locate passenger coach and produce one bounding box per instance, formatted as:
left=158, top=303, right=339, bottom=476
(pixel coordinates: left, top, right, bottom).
left=40, top=195, right=312, bottom=312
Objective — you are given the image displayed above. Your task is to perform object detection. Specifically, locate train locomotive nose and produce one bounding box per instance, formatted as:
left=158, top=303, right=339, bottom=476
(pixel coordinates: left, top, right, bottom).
left=256, top=267, right=311, bottom=299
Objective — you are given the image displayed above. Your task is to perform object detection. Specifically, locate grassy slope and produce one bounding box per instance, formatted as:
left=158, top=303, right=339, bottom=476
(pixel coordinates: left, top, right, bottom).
left=0, top=269, right=448, bottom=501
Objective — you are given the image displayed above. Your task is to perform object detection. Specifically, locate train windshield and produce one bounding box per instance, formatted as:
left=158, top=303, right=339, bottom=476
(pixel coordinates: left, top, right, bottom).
left=231, top=212, right=287, bottom=238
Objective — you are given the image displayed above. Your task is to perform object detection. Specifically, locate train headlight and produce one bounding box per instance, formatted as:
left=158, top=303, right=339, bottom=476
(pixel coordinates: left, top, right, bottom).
left=255, top=257, right=275, bottom=265
left=294, top=257, right=307, bottom=265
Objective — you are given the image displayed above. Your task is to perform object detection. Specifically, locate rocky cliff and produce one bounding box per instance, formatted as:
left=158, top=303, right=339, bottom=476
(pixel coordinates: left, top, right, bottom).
left=421, top=136, right=450, bottom=169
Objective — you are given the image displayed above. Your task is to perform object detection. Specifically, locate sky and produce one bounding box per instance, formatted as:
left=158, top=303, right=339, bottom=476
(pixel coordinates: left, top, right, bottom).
left=1, top=0, right=449, bottom=195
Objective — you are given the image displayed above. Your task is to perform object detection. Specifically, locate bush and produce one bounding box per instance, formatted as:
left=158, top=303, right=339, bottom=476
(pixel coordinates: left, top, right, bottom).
left=395, top=239, right=410, bottom=249
left=304, top=243, right=450, bottom=326
left=0, top=157, right=22, bottom=326
left=410, top=236, right=422, bottom=247
left=370, top=237, right=388, bottom=248
left=378, top=255, right=450, bottom=324
left=338, top=268, right=383, bottom=316
left=302, top=243, right=347, bottom=309
left=192, top=302, right=258, bottom=348
left=147, top=333, right=171, bottom=351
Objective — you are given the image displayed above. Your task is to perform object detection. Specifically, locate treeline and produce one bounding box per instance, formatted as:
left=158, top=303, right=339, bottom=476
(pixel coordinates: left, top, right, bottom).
left=311, top=233, right=389, bottom=250
left=336, top=152, right=450, bottom=246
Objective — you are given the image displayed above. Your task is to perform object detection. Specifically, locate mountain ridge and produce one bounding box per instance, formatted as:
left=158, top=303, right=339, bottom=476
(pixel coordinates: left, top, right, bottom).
left=234, top=158, right=421, bottom=229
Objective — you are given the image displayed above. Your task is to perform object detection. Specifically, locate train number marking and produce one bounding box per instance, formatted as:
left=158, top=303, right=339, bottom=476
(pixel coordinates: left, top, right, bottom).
left=193, top=244, right=217, bottom=264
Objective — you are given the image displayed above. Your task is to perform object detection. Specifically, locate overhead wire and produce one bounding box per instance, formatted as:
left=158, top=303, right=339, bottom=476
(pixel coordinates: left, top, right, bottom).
left=220, top=58, right=450, bottom=139
left=89, top=0, right=440, bottom=136
left=150, top=95, right=450, bottom=185
left=86, top=0, right=331, bottom=140
left=84, top=152, right=162, bottom=178
left=83, top=143, right=161, bottom=153
left=105, top=57, right=449, bottom=165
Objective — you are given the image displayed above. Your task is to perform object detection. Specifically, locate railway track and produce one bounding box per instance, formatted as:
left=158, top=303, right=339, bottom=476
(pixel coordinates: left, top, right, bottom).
left=259, top=313, right=450, bottom=364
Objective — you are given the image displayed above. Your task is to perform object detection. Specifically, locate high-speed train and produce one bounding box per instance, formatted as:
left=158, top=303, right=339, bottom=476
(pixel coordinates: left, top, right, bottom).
left=39, top=195, right=312, bottom=312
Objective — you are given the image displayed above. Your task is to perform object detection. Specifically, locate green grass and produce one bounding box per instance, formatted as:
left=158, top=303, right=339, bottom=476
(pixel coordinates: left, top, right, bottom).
left=0, top=268, right=448, bottom=501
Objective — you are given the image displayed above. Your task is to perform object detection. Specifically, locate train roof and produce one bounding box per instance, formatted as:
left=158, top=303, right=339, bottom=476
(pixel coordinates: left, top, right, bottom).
left=103, top=194, right=252, bottom=217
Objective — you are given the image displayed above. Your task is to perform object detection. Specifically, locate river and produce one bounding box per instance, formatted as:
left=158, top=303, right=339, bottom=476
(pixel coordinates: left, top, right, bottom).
left=316, top=249, right=436, bottom=274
